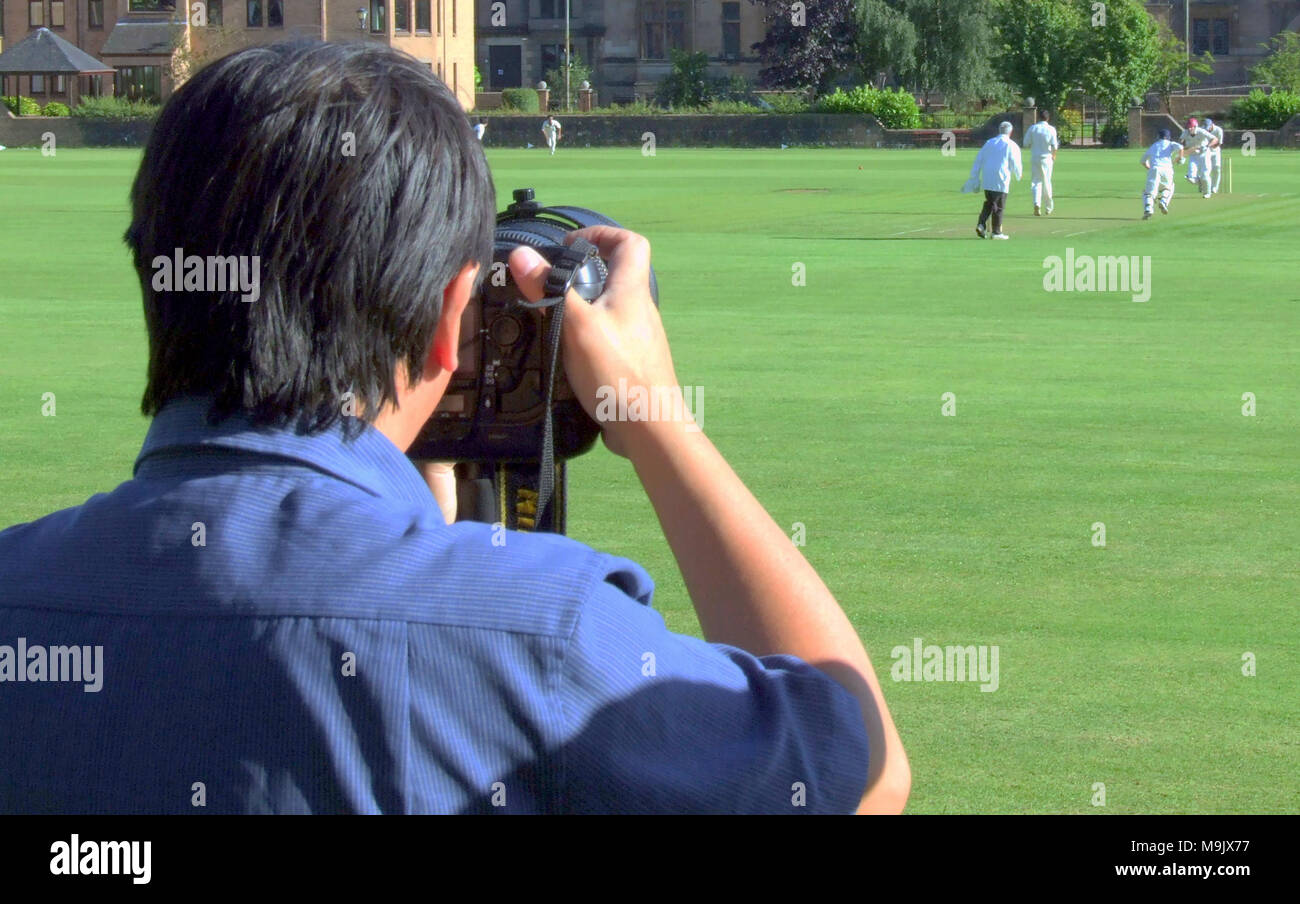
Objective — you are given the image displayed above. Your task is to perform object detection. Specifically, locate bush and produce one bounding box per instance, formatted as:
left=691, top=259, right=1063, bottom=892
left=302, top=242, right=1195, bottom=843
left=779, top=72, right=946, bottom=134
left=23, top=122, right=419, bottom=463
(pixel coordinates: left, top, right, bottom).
left=657, top=49, right=711, bottom=108
left=2, top=95, right=42, bottom=116
left=761, top=93, right=810, bottom=114
left=501, top=88, right=540, bottom=113
left=1100, top=119, right=1128, bottom=147
left=1055, top=108, right=1083, bottom=144
left=71, top=96, right=161, bottom=120
left=815, top=85, right=921, bottom=129
left=1230, top=89, right=1300, bottom=130
left=40, top=101, right=71, bottom=117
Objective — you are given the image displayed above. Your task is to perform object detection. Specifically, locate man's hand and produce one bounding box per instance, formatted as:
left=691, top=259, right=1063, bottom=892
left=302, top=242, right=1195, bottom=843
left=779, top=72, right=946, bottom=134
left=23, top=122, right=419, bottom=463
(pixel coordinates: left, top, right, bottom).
left=507, top=227, right=680, bottom=458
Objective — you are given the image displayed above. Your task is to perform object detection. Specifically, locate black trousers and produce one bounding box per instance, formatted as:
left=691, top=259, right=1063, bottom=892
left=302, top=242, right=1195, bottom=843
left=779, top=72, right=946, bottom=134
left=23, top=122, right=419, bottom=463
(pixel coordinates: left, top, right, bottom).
left=978, top=190, right=1007, bottom=233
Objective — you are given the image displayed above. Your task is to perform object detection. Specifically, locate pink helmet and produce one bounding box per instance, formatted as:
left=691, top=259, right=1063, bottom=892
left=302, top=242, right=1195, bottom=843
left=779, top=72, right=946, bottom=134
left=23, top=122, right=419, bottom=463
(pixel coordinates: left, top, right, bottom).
left=1188, top=117, right=1199, bottom=129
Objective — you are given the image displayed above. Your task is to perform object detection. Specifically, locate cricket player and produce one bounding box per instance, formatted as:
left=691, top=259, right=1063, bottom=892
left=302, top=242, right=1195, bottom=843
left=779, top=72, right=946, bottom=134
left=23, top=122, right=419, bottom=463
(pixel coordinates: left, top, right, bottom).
left=968, top=122, right=1023, bottom=239
left=1178, top=117, right=1219, bottom=199
left=1203, top=117, right=1225, bottom=194
left=473, top=118, right=487, bottom=141
left=1140, top=128, right=1185, bottom=219
left=1024, top=109, right=1060, bottom=216
left=541, top=114, right=562, bottom=155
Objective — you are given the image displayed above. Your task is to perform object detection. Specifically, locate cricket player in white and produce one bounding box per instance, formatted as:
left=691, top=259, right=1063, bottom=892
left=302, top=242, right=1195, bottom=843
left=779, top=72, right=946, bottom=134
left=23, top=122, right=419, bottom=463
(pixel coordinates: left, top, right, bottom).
left=1203, top=117, right=1225, bottom=194
left=1024, top=110, right=1059, bottom=216
left=1140, top=128, right=1185, bottom=219
left=1178, top=117, right=1219, bottom=199
left=541, top=115, right=562, bottom=155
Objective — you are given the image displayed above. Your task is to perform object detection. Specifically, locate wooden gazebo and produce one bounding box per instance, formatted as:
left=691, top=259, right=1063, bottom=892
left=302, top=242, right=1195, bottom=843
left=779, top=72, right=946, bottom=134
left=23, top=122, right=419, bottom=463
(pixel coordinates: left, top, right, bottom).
left=0, top=27, right=115, bottom=115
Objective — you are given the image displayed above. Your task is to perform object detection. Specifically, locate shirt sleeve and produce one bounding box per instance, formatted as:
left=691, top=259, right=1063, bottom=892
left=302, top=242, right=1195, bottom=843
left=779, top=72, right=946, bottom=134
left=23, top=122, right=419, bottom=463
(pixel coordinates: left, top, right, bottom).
left=556, top=571, right=870, bottom=814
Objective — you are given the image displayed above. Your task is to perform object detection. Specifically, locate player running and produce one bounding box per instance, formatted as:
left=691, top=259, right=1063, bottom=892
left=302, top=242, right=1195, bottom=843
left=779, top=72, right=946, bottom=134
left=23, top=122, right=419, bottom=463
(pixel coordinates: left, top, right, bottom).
left=1140, top=128, right=1185, bottom=220
left=1178, top=117, right=1219, bottom=199
left=1024, top=109, right=1060, bottom=216
left=541, top=114, right=562, bottom=155
left=1203, top=117, right=1225, bottom=194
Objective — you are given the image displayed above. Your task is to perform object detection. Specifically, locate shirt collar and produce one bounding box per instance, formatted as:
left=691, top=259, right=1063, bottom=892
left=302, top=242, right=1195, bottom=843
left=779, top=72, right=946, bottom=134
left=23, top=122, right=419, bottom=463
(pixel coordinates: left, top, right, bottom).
left=134, top=396, right=439, bottom=512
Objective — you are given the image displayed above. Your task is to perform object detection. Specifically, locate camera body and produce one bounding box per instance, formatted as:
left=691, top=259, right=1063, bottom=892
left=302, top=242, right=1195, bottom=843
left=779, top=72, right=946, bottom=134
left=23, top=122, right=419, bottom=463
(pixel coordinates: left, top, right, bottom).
left=408, top=189, right=656, bottom=463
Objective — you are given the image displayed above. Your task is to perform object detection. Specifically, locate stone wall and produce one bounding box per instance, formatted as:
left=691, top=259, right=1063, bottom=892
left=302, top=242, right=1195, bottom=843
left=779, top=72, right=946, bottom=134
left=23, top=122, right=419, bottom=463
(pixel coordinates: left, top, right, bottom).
left=478, top=113, right=886, bottom=148
left=0, top=111, right=153, bottom=148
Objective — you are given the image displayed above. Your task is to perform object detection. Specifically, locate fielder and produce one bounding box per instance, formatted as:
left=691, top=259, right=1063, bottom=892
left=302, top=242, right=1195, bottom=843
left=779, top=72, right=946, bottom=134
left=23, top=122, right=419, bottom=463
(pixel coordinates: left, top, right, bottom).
left=1024, top=109, right=1060, bottom=216
left=1178, top=117, right=1219, bottom=199
left=541, top=114, right=562, bottom=155
left=1140, top=128, right=1185, bottom=220
left=1203, top=117, right=1225, bottom=194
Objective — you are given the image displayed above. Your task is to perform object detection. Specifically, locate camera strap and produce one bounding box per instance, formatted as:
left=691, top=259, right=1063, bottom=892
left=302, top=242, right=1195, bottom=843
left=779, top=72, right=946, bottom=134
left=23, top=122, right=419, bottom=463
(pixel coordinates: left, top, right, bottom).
left=508, top=237, right=602, bottom=534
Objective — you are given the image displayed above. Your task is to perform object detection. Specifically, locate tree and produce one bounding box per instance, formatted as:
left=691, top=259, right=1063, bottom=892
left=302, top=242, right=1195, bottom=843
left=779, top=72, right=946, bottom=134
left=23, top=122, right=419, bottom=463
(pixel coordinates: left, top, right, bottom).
left=895, top=0, right=998, bottom=111
left=855, top=0, right=917, bottom=87
left=748, top=0, right=861, bottom=92
left=990, top=0, right=1085, bottom=114
left=1150, top=26, right=1213, bottom=113
left=544, top=51, right=593, bottom=102
left=1252, top=31, right=1300, bottom=93
left=656, top=49, right=712, bottom=108
left=1073, top=0, right=1160, bottom=127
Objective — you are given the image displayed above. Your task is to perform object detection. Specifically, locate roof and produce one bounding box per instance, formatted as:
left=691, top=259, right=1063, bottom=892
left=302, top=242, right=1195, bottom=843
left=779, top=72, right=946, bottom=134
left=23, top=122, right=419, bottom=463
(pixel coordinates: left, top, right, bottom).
left=0, top=27, right=116, bottom=75
left=100, top=21, right=186, bottom=57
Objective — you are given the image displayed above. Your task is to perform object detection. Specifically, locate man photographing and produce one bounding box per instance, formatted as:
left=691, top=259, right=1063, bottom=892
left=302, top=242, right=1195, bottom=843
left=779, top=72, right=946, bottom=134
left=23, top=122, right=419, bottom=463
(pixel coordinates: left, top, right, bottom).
left=0, top=41, right=908, bottom=814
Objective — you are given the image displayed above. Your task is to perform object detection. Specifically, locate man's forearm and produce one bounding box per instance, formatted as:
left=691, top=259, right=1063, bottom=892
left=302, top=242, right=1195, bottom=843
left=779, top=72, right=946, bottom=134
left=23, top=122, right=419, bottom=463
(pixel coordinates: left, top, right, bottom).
left=625, top=418, right=909, bottom=812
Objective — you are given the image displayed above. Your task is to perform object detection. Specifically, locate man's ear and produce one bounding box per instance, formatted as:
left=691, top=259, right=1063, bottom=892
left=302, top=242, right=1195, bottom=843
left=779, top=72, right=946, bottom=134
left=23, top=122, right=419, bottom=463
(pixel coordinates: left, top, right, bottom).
left=429, top=262, right=479, bottom=374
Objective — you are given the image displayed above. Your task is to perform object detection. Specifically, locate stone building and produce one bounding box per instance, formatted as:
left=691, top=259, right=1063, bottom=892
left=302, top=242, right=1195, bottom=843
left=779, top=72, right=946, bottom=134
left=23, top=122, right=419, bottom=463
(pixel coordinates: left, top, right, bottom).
left=476, top=0, right=769, bottom=106
left=1, top=0, right=475, bottom=108
left=1145, top=0, right=1300, bottom=87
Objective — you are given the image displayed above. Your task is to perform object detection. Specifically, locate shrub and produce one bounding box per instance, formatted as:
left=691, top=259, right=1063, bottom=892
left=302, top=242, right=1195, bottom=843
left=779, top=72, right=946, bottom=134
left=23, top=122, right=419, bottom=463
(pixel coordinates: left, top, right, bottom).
left=657, top=49, right=712, bottom=108
left=501, top=88, right=541, bottom=113
left=815, top=85, right=920, bottom=129
left=761, top=93, right=811, bottom=114
left=1230, top=89, right=1300, bottom=130
left=1100, top=119, right=1128, bottom=147
left=71, top=96, right=161, bottom=120
left=2, top=95, right=42, bottom=116
left=1055, top=108, right=1083, bottom=144
left=701, top=99, right=765, bottom=114
left=40, top=101, right=71, bottom=117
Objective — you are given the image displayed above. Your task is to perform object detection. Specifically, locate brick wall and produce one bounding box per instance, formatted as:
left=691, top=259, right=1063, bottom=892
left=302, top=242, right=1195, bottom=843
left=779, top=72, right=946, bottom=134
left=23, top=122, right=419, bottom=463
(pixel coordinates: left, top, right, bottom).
left=0, top=111, right=152, bottom=147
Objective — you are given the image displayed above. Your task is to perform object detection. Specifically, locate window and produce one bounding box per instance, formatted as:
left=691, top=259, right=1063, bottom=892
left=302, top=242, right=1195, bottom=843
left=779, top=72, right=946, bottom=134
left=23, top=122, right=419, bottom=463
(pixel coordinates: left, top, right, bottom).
left=84, top=74, right=104, bottom=97
left=436, top=0, right=442, bottom=35
left=453, top=61, right=458, bottom=93
left=415, top=0, right=429, bottom=32
left=542, top=43, right=562, bottom=79
left=539, top=0, right=557, bottom=17
left=128, top=0, right=176, bottom=9
left=452, top=0, right=457, bottom=35
left=1191, top=18, right=1227, bottom=56
left=31, top=74, right=45, bottom=93
left=722, top=1, right=740, bottom=59
left=268, top=0, right=281, bottom=26
left=54, top=74, right=66, bottom=94
left=370, top=0, right=384, bottom=33
left=209, top=0, right=222, bottom=25
left=51, top=0, right=64, bottom=27
left=642, top=1, right=688, bottom=60
left=116, top=66, right=161, bottom=103
left=89, top=0, right=103, bottom=27
left=394, top=0, right=408, bottom=32
left=247, top=0, right=261, bottom=26
left=29, top=1, right=43, bottom=26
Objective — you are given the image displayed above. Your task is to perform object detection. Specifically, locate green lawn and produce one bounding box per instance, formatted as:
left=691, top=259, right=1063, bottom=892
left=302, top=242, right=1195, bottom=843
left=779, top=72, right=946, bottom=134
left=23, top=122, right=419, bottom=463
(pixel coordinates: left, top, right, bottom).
left=1, top=145, right=1297, bottom=813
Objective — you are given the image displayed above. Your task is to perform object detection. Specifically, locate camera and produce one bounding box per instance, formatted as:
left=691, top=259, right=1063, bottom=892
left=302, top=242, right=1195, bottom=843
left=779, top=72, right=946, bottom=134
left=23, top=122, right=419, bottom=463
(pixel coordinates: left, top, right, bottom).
left=409, top=189, right=657, bottom=464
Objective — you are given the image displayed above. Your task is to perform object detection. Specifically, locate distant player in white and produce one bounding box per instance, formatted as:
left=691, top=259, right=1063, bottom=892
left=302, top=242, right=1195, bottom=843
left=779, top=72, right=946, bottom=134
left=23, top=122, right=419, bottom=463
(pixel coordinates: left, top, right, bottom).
left=541, top=115, right=562, bottom=155
left=1140, top=128, right=1185, bottom=219
left=1178, top=117, right=1219, bottom=199
left=1203, top=117, right=1225, bottom=194
left=1023, top=109, right=1059, bottom=216
left=473, top=118, right=487, bottom=141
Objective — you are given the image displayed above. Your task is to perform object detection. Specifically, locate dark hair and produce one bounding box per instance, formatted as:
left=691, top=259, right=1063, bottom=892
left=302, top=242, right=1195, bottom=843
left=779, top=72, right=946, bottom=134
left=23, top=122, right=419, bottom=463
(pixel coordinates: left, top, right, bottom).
left=1038, top=109, right=1050, bottom=121
left=126, top=40, right=495, bottom=432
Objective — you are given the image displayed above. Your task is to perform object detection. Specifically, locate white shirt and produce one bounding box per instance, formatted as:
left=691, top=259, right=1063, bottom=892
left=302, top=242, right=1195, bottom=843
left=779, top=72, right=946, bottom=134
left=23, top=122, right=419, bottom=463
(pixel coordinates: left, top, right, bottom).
left=1024, top=121, right=1059, bottom=158
left=542, top=119, right=560, bottom=138
left=473, top=123, right=486, bottom=140
left=1141, top=139, right=1183, bottom=171
left=969, top=134, right=1023, bottom=193
left=1178, top=127, right=1216, bottom=153
left=1205, top=124, right=1224, bottom=151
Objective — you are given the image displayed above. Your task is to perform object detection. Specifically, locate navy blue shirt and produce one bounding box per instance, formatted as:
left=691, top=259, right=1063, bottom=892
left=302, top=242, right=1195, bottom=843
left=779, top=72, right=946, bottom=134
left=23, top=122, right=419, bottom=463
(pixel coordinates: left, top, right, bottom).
left=0, top=398, right=868, bottom=813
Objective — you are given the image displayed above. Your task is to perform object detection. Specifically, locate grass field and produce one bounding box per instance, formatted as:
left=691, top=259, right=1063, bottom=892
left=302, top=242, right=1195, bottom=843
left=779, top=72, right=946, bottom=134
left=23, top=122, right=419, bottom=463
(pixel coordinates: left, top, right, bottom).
left=1, top=145, right=1297, bottom=813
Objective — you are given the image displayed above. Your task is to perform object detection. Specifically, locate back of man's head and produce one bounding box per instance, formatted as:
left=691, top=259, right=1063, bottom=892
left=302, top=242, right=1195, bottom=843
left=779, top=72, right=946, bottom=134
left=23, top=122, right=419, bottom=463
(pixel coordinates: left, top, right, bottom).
left=999, top=121, right=1013, bottom=136
left=126, top=40, right=494, bottom=432
left=1038, top=110, right=1050, bottom=122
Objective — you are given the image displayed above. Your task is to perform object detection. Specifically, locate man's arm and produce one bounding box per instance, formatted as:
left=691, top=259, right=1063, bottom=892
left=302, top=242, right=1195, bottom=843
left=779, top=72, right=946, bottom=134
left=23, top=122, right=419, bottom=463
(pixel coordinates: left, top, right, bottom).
left=509, top=232, right=911, bottom=814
